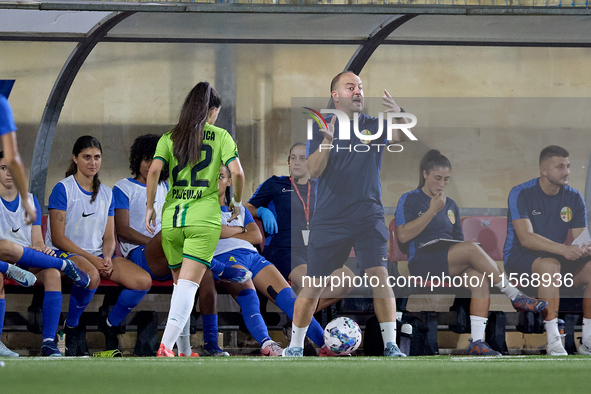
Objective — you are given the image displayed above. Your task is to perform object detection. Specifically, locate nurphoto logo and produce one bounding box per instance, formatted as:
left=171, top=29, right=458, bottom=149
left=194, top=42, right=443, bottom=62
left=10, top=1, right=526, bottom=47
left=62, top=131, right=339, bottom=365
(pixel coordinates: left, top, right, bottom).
left=303, top=107, right=417, bottom=153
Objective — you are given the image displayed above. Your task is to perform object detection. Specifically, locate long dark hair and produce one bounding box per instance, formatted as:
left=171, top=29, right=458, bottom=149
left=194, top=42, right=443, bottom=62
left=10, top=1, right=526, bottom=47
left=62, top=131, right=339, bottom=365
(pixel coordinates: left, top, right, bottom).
left=129, top=134, right=168, bottom=183
left=66, top=135, right=102, bottom=203
left=221, top=165, right=231, bottom=207
left=172, top=82, right=221, bottom=169
left=418, top=149, right=451, bottom=189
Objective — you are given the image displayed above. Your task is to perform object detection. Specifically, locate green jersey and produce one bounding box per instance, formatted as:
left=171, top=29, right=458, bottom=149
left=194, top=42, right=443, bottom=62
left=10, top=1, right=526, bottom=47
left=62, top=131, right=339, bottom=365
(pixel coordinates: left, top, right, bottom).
left=154, top=123, right=238, bottom=229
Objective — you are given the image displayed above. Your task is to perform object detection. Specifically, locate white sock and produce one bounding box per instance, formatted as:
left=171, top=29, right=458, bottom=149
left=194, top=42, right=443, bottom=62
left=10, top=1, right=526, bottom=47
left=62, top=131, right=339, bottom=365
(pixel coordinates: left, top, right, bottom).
left=289, top=324, right=308, bottom=349
left=161, top=279, right=199, bottom=350
left=544, top=318, right=560, bottom=341
left=380, top=322, right=397, bottom=345
left=261, top=339, right=275, bottom=349
left=494, top=274, right=521, bottom=300
left=470, top=315, right=487, bottom=342
left=583, top=318, right=591, bottom=343
left=176, top=317, right=192, bottom=356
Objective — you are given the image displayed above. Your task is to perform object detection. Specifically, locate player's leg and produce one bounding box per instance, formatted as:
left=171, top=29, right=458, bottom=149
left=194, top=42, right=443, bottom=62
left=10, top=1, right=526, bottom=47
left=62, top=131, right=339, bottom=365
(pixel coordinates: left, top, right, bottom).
left=290, top=264, right=355, bottom=312
left=285, top=226, right=349, bottom=356
left=158, top=226, right=214, bottom=356
left=0, top=259, right=36, bottom=287
left=355, top=217, right=405, bottom=357
left=460, top=267, right=500, bottom=356
left=252, top=261, right=325, bottom=348
left=531, top=256, right=566, bottom=355
left=99, top=257, right=151, bottom=350
left=572, top=260, right=591, bottom=355
left=196, top=270, right=227, bottom=357
left=0, top=240, right=89, bottom=288
left=62, top=254, right=100, bottom=356
left=30, top=268, right=64, bottom=357
left=144, top=232, right=173, bottom=280
left=0, top=276, right=19, bottom=357
left=448, top=242, right=547, bottom=313
left=222, top=278, right=282, bottom=356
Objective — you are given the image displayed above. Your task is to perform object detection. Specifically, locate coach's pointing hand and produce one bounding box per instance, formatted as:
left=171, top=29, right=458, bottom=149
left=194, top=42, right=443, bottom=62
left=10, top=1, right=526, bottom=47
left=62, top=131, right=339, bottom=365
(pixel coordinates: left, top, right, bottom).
left=320, top=115, right=336, bottom=143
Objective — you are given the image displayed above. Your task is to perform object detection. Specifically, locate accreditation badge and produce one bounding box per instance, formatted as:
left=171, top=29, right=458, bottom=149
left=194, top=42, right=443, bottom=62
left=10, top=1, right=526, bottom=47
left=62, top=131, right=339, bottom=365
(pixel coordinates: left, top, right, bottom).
left=302, top=229, right=310, bottom=246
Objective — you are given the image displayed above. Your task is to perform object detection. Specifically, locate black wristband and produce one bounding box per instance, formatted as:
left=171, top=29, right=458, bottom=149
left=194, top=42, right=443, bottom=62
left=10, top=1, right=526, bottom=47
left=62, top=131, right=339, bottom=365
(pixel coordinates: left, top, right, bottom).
left=241, top=226, right=246, bottom=233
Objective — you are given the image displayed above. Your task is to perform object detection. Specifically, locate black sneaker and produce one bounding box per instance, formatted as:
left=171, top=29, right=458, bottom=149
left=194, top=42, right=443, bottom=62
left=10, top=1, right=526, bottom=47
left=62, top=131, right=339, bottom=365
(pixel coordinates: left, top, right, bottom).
left=63, top=323, right=90, bottom=356
left=98, top=315, right=120, bottom=351
left=63, top=324, right=79, bottom=357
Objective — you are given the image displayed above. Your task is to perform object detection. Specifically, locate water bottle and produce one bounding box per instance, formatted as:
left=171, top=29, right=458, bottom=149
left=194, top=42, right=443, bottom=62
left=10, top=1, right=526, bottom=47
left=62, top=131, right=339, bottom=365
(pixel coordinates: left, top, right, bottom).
left=400, top=323, right=412, bottom=356
left=557, top=318, right=565, bottom=347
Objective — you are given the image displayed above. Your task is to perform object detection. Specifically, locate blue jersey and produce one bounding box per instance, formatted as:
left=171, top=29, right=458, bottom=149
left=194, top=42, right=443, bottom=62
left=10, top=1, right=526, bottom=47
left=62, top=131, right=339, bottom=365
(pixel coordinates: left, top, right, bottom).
left=395, top=188, right=463, bottom=262
left=0, top=96, right=17, bottom=136
left=504, top=178, right=587, bottom=261
left=307, top=113, right=387, bottom=225
left=248, top=175, right=315, bottom=249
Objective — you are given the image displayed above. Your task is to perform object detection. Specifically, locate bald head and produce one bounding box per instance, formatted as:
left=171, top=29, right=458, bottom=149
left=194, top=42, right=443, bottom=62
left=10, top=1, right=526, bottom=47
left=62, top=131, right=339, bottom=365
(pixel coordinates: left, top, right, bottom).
left=330, top=71, right=358, bottom=93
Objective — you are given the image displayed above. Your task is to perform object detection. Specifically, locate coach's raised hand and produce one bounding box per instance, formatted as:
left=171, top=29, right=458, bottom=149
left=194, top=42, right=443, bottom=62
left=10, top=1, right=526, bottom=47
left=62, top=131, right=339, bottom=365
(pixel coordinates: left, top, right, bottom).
left=382, top=89, right=403, bottom=113
left=320, top=114, right=336, bottom=143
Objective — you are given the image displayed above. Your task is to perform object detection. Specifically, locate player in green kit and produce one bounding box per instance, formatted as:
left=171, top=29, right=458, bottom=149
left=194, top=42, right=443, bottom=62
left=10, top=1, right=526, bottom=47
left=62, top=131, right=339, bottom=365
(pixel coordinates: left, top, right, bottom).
left=145, top=82, right=245, bottom=357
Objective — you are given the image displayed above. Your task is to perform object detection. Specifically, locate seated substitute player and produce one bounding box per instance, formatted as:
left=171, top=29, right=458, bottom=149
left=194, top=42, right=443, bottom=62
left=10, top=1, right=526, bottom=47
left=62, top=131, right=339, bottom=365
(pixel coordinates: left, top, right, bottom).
left=396, top=150, right=548, bottom=356
left=113, top=134, right=247, bottom=357
left=215, top=165, right=328, bottom=356
left=504, top=145, right=591, bottom=356
left=46, top=135, right=152, bottom=355
left=0, top=151, right=93, bottom=356
left=0, top=90, right=89, bottom=321
left=245, top=142, right=353, bottom=309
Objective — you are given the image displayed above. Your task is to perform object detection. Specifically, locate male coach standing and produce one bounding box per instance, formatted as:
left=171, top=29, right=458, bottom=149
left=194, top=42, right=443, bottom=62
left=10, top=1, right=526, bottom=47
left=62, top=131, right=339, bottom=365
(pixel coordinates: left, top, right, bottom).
left=504, top=145, right=591, bottom=356
left=284, top=71, right=412, bottom=357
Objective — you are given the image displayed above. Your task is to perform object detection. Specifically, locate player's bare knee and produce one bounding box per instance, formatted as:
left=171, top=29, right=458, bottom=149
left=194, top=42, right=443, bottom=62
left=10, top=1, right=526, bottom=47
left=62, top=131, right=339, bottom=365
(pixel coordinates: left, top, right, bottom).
left=45, top=268, right=62, bottom=283
left=0, top=239, right=19, bottom=261
left=88, top=270, right=101, bottom=289
left=534, top=258, right=561, bottom=276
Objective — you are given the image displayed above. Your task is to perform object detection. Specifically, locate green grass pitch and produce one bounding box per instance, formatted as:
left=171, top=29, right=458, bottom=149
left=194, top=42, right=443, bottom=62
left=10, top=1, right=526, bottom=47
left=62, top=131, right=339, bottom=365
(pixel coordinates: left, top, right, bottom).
left=1, top=356, right=589, bottom=394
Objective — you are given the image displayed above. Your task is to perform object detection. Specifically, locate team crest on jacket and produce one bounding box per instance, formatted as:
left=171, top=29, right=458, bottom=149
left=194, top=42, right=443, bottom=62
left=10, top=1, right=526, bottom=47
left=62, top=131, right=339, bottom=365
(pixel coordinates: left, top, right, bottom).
left=359, top=129, right=372, bottom=144
left=447, top=209, right=456, bottom=224
left=560, top=207, right=572, bottom=223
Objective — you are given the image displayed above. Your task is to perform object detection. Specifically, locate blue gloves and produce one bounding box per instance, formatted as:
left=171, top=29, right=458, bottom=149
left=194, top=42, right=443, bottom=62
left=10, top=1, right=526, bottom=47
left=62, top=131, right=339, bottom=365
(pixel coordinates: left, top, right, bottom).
left=257, top=207, right=278, bottom=234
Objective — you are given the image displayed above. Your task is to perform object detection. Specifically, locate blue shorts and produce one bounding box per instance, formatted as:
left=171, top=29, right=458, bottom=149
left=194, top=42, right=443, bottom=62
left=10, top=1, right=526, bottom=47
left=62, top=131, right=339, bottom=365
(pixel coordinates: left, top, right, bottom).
left=214, top=249, right=272, bottom=279
left=306, top=216, right=389, bottom=277
left=408, top=244, right=452, bottom=278
left=262, top=246, right=307, bottom=280
left=54, top=250, right=77, bottom=260
left=129, top=246, right=172, bottom=282
left=505, top=249, right=590, bottom=277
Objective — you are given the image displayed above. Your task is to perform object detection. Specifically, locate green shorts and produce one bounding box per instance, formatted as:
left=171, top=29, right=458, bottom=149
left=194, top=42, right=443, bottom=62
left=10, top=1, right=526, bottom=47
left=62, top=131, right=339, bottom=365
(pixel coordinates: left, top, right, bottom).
left=161, top=226, right=221, bottom=269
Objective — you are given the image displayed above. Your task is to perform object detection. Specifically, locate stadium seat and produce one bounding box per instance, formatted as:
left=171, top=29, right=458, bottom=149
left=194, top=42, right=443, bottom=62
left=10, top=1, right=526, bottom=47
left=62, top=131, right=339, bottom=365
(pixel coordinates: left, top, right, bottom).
left=460, top=216, right=507, bottom=261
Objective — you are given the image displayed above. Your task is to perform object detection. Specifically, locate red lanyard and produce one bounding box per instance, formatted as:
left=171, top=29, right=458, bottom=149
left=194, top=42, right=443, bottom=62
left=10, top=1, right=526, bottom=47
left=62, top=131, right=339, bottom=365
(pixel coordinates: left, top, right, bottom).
left=289, top=177, right=310, bottom=229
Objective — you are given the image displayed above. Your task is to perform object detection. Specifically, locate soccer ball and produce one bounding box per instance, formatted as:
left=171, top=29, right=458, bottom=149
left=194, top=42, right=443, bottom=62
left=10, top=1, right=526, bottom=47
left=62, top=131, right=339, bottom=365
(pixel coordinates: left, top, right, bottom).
left=323, top=317, right=362, bottom=355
